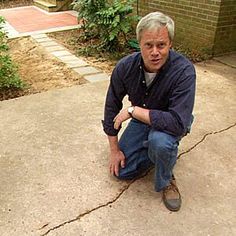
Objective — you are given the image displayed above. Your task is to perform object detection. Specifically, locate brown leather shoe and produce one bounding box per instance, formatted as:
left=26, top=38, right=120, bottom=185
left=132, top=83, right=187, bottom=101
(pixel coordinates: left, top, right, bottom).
left=162, top=177, right=182, bottom=212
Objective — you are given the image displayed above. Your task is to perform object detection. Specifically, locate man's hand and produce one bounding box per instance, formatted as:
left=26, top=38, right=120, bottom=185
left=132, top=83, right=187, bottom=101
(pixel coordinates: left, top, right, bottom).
left=113, top=108, right=131, bottom=130
left=109, top=150, right=126, bottom=177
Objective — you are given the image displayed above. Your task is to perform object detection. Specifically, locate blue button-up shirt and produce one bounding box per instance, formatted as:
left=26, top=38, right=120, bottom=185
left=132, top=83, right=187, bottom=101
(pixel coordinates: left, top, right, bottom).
left=103, top=50, right=196, bottom=137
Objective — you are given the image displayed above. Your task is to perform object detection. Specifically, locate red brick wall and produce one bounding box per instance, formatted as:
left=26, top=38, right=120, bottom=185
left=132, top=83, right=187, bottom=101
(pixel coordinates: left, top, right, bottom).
left=138, top=0, right=236, bottom=56
left=213, top=0, right=236, bottom=55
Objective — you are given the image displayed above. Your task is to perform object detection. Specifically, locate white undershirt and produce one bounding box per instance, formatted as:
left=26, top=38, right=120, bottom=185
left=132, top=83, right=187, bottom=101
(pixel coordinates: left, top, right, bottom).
left=144, top=71, right=157, bottom=87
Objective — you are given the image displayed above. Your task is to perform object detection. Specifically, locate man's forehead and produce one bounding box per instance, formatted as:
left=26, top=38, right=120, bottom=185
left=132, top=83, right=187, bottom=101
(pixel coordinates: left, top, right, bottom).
left=143, top=26, right=168, bottom=34
left=141, top=30, right=170, bottom=41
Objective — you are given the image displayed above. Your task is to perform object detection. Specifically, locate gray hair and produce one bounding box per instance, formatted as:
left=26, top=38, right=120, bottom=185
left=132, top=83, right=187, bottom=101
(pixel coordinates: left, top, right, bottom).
left=136, top=12, right=175, bottom=42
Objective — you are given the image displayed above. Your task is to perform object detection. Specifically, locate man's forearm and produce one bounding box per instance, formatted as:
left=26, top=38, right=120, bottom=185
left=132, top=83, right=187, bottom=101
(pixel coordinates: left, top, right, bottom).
left=108, top=135, right=120, bottom=152
left=132, top=106, right=151, bottom=125
left=113, top=106, right=151, bottom=131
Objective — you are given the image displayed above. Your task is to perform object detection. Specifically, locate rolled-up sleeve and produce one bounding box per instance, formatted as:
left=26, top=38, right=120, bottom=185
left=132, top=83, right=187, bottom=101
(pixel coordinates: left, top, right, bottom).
left=149, top=67, right=196, bottom=137
left=103, top=63, right=126, bottom=136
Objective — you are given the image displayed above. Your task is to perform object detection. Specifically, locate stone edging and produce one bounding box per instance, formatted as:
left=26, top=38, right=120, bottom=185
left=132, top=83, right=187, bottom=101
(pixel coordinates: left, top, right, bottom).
left=31, top=34, right=110, bottom=83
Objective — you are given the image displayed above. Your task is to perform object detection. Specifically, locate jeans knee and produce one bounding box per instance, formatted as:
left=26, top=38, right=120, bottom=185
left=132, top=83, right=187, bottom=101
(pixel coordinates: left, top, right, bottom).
left=148, top=130, right=178, bottom=153
left=148, top=130, right=180, bottom=165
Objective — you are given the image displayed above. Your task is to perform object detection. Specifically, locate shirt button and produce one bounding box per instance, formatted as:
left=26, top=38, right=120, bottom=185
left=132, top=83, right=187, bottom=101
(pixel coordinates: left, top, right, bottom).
left=142, top=81, right=145, bottom=84
left=143, top=104, right=146, bottom=107
left=145, top=92, right=148, bottom=95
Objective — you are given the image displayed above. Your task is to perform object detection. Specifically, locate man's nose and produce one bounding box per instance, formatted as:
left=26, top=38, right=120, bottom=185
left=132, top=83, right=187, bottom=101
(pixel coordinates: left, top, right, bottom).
left=151, top=46, right=160, bottom=56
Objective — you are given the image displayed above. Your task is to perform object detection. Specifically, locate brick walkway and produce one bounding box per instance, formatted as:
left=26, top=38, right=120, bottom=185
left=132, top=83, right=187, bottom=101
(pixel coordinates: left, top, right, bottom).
left=0, top=6, right=79, bottom=37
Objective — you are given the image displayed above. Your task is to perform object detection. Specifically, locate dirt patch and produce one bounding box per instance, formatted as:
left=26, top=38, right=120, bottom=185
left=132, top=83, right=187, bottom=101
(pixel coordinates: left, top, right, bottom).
left=0, top=29, right=117, bottom=101
left=0, top=36, right=86, bottom=101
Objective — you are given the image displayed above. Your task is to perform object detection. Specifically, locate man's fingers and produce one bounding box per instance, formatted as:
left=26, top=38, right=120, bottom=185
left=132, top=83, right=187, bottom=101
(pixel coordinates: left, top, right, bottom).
left=114, top=119, right=121, bottom=130
left=120, top=159, right=125, bottom=168
left=110, top=162, right=120, bottom=176
left=114, top=164, right=119, bottom=177
left=113, top=115, right=118, bottom=122
left=113, top=110, right=128, bottom=130
left=109, top=163, right=119, bottom=176
left=109, top=151, right=126, bottom=176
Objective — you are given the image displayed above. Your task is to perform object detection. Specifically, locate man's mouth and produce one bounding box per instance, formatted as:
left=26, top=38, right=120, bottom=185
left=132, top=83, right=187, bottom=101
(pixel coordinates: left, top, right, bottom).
left=151, top=58, right=161, bottom=64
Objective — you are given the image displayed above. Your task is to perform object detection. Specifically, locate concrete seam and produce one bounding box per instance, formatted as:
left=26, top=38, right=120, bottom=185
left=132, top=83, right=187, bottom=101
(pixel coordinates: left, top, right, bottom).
left=213, top=58, right=236, bottom=69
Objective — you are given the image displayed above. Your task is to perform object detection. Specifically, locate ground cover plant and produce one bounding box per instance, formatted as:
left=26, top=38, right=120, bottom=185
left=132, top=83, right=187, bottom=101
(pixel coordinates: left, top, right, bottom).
left=0, top=35, right=86, bottom=101
left=0, top=17, right=24, bottom=91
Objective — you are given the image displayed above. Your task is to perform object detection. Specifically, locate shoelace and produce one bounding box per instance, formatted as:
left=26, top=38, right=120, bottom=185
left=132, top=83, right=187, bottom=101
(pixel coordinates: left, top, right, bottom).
left=164, top=182, right=178, bottom=193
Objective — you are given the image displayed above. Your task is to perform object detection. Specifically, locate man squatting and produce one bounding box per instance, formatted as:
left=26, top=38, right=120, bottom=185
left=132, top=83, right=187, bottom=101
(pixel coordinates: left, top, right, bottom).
left=102, top=11, right=196, bottom=211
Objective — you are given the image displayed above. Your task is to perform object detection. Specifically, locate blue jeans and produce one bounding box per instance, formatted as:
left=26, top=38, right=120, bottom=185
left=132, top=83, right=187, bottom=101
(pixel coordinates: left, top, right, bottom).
left=118, top=119, right=181, bottom=192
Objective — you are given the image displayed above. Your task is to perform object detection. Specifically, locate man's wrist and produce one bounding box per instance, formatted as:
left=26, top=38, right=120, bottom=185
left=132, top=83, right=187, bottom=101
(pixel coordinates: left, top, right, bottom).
left=127, top=106, right=135, bottom=118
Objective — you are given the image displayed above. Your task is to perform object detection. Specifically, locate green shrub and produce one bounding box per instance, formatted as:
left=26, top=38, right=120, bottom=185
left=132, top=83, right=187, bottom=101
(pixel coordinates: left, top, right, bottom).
left=72, top=0, right=105, bottom=36
left=72, top=0, right=138, bottom=52
left=0, top=17, right=24, bottom=90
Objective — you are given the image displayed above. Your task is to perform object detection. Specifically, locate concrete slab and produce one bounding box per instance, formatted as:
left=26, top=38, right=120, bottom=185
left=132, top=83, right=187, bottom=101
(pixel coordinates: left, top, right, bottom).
left=32, top=37, right=52, bottom=43
left=178, top=59, right=236, bottom=154
left=31, top=34, right=48, bottom=39
left=58, top=55, right=83, bottom=62
left=84, top=73, right=110, bottom=82
left=73, top=66, right=101, bottom=76
left=51, top=51, right=72, bottom=57
left=1, top=21, right=19, bottom=38
left=214, top=52, right=236, bottom=68
left=0, top=60, right=235, bottom=236
left=45, top=45, right=67, bottom=52
left=39, top=41, right=59, bottom=47
left=0, top=81, right=121, bottom=236
left=66, top=60, right=88, bottom=68
left=51, top=126, right=236, bottom=236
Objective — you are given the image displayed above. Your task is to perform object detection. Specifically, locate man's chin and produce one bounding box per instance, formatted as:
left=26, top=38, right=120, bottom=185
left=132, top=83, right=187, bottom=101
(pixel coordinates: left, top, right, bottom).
left=149, top=65, right=162, bottom=73
left=144, top=61, right=163, bottom=72
left=149, top=61, right=163, bottom=71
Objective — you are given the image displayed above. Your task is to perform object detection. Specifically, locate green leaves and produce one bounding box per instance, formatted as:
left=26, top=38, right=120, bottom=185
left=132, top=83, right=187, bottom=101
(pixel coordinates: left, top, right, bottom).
left=0, top=16, right=24, bottom=90
left=72, top=0, right=138, bottom=52
left=0, top=55, right=23, bottom=89
left=128, top=38, right=140, bottom=51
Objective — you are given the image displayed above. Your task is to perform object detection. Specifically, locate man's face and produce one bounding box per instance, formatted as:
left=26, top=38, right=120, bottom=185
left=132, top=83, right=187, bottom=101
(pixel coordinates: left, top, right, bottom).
left=139, top=27, right=172, bottom=73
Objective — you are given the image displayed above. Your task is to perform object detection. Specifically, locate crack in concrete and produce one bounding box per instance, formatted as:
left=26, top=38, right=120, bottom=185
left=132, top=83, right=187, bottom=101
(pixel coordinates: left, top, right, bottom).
left=41, top=178, right=139, bottom=236
left=178, top=122, right=236, bottom=159
left=40, top=122, right=236, bottom=235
